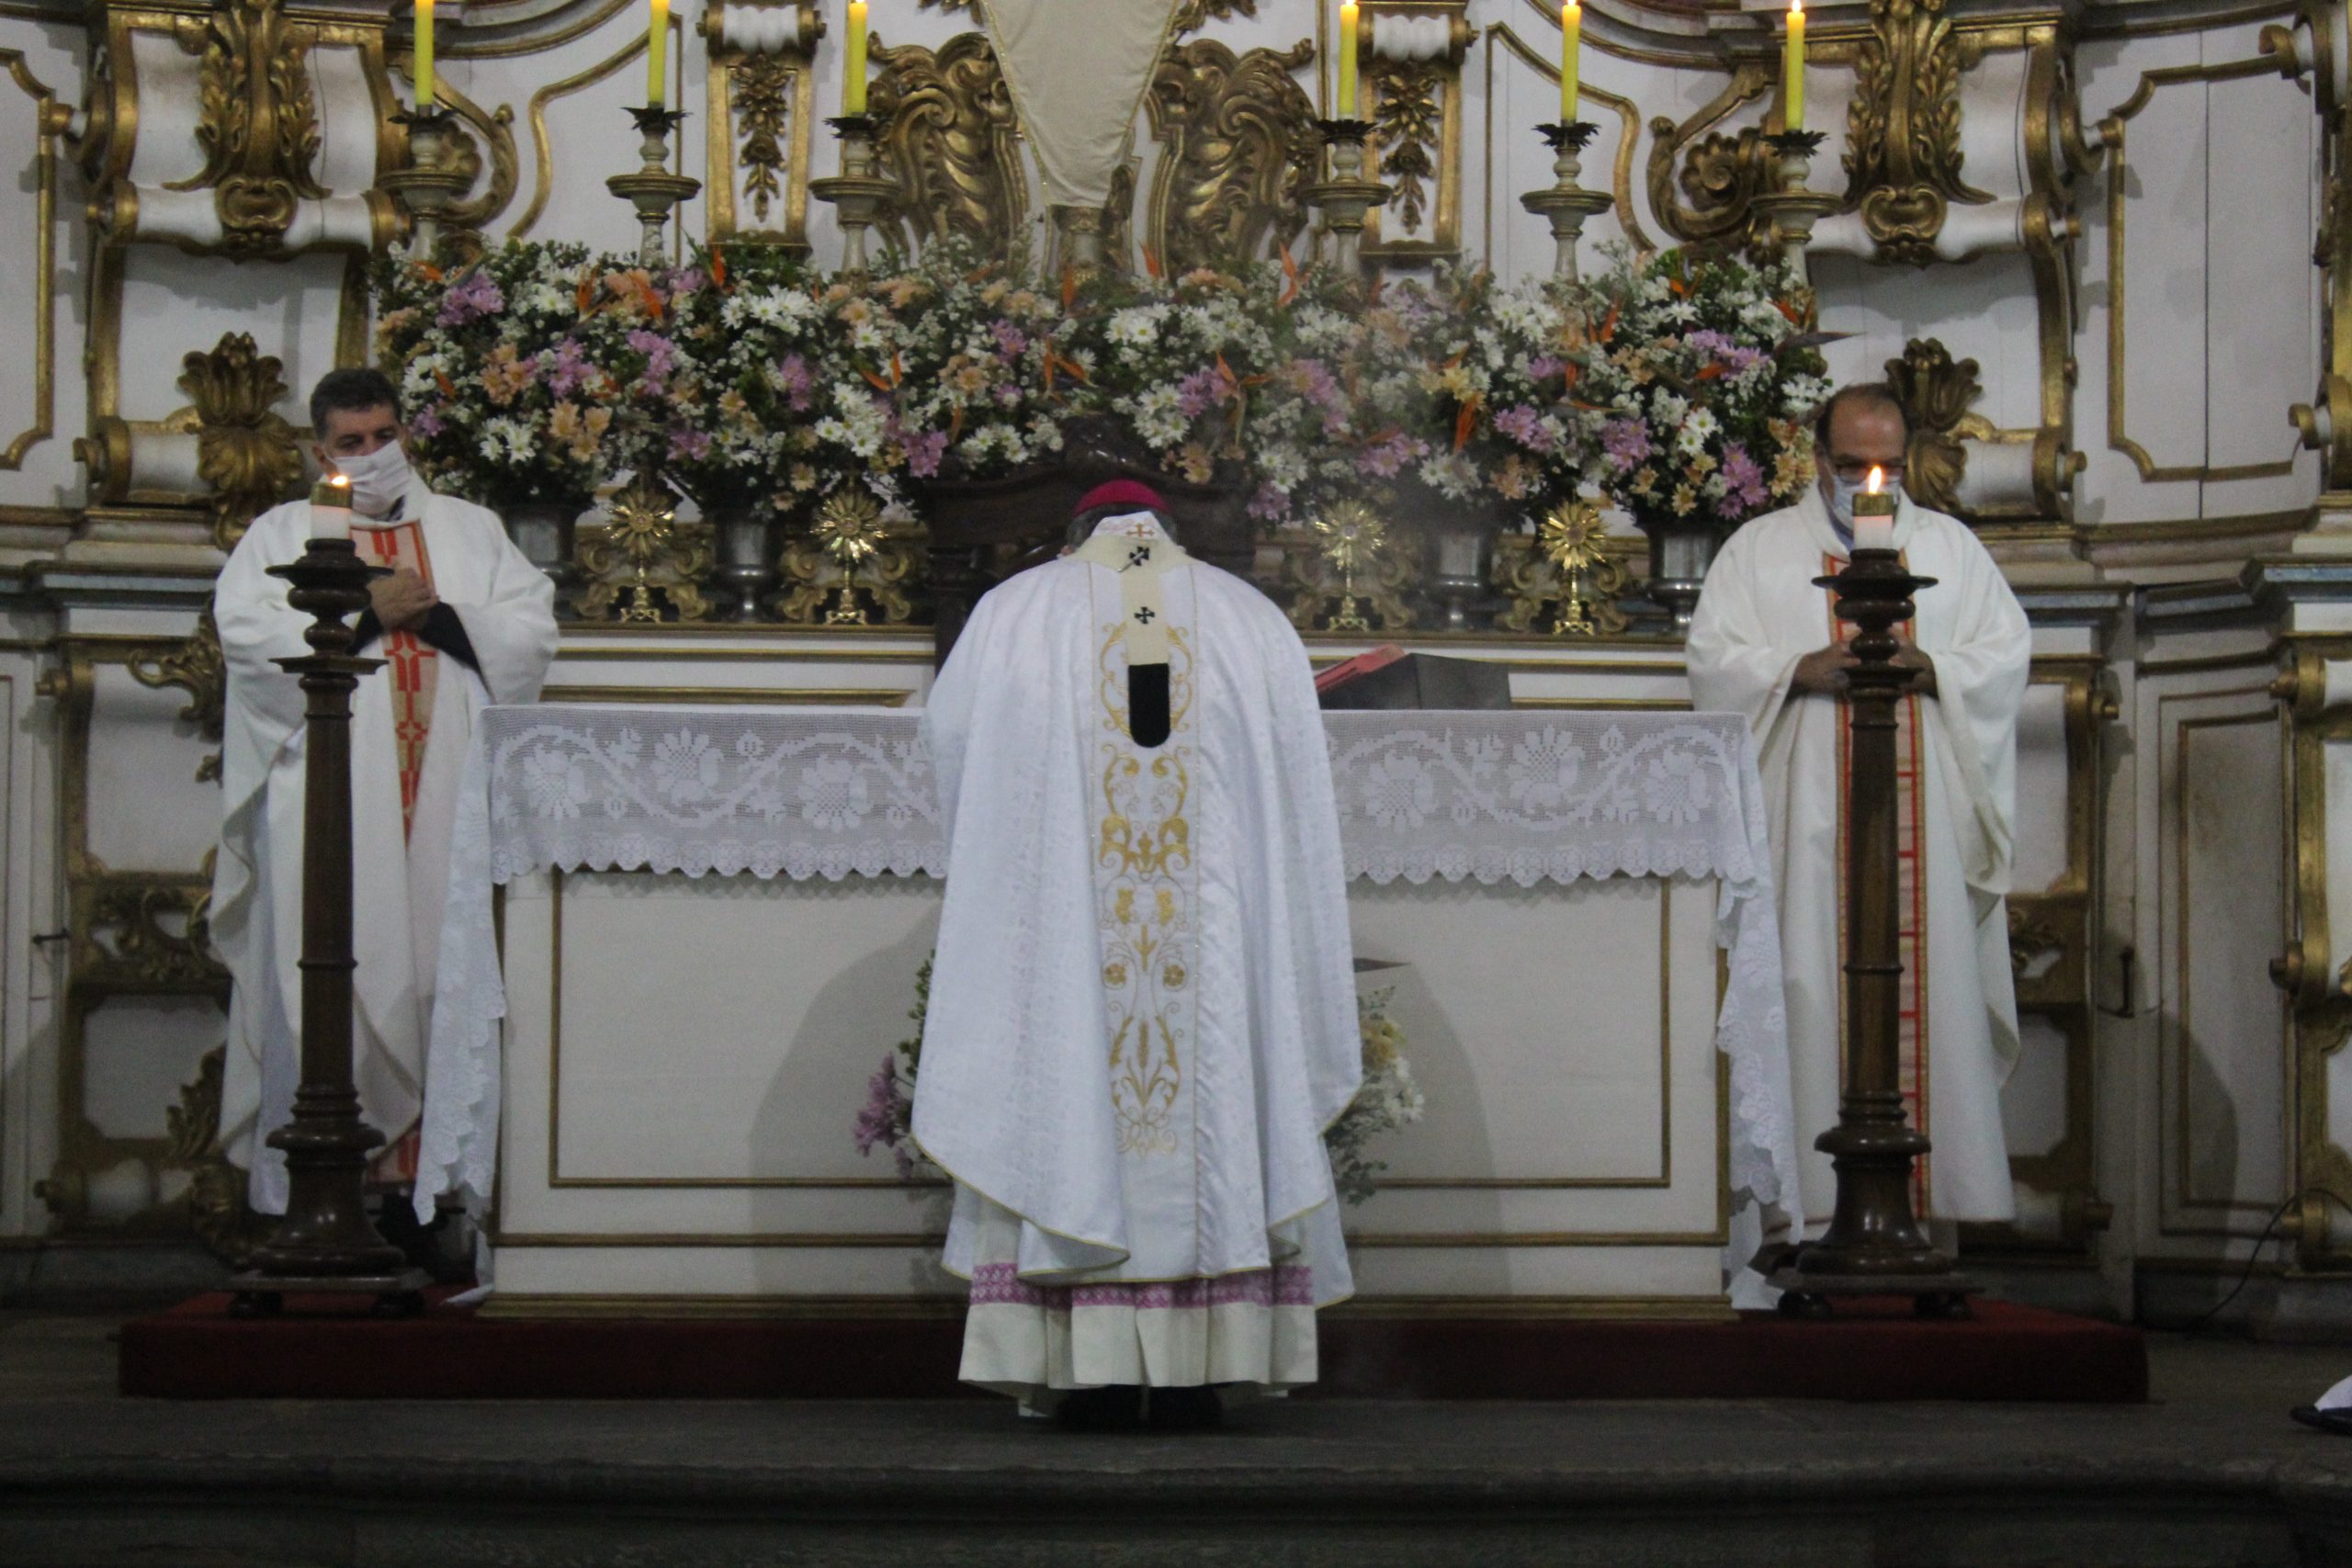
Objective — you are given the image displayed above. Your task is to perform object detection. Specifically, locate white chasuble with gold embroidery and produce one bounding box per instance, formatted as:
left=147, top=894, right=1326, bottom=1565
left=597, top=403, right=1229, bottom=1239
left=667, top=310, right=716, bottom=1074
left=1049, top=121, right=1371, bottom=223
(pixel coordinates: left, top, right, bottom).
left=212, top=479, right=559, bottom=1214
left=1687, top=490, right=2031, bottom=1231
left=914, top=513, right=1362, bottom=1397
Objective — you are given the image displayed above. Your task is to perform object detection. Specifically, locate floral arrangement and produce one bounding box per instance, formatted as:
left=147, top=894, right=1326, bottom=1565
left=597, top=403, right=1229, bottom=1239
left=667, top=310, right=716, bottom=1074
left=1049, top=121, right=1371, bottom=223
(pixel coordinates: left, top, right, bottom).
left=1572, top=247, right=1831, bottom=532
left=854, top=957, right=1424, bottom=1206
left=374, top=238, right=1826, bottom=552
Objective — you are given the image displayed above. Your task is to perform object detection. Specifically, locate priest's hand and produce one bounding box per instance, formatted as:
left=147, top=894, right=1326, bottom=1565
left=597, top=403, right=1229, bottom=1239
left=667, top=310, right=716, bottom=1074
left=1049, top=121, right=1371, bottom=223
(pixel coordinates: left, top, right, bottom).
left=1792, top=644, right=1858, bottom=695
left=368, top=568, right=437, bottom=633
left=1891, top=636, right=1939, bottom=697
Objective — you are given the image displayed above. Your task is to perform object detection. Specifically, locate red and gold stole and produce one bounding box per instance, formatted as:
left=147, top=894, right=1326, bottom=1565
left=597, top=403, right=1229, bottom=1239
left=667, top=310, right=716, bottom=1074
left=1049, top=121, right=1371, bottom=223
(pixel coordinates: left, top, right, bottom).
left=354, top=518, right=438, bottom=1187
left=1826, top=553, right=1931, bottom=1218
left=354, top=520, right=441, bottom=842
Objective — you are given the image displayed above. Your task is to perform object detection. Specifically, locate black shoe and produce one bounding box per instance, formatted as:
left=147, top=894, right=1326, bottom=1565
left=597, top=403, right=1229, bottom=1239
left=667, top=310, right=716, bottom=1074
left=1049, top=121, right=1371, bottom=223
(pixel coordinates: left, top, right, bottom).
left=1146, top=1386, right=1224, bottom=1431
left=2292, top=1405, right=2352, bottom=1435
left=1055, top=1386, right=1145, bottom=1431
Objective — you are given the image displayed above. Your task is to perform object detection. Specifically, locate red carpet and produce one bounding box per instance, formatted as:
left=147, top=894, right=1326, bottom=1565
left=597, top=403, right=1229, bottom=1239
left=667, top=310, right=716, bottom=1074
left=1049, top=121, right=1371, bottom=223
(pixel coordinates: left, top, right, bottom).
left=119, top=1292, right=2145, bottom=1402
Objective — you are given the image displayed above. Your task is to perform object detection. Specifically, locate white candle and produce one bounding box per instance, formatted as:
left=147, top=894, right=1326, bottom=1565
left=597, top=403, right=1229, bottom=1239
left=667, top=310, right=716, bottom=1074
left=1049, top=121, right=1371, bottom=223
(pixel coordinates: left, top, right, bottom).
left=311, top=476, right=353, bottom=541
left=1852, top=464, right=1894, bottom=553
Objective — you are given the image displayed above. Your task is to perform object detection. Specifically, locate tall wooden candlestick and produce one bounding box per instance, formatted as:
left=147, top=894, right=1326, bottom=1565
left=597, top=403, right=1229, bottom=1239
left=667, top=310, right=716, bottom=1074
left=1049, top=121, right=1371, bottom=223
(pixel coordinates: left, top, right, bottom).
left=227, top=534, right=427, bottom=1317
left=1766, top=520, right=1976, bottom=1320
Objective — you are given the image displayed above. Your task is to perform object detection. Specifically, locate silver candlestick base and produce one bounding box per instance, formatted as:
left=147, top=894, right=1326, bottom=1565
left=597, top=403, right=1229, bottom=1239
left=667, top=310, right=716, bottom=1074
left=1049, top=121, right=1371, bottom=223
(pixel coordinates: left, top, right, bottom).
left=606, top=105, right=701, bottom=267
left=810, top=113, right=897, bottom=276
left=1306, top=118, right=1391, bottom=276
left=1750, top=129, right=1836, bottom=288
left=383, top=105, right=473, bottom=260
left=1520, top=122, right=1611, bottom=282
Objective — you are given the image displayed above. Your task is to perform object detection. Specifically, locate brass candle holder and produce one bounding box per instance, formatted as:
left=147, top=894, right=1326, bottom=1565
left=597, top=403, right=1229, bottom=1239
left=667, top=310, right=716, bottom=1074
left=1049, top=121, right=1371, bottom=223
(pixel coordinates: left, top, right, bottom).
left=383, top=104, right=473, bottom=261
left=1521, top=122, right=1611, bottom=282
left=1765, top=487, right=1978, bottom=1321
left=225, top=519, right=428, bottom=1319
left=606, top=105, right=702, bottom=266
left=810, top=113, right=896, bottom=276
left=1750, top=129, right=1837, bottom=289
left=1306, top=118, right=1390, bottom=276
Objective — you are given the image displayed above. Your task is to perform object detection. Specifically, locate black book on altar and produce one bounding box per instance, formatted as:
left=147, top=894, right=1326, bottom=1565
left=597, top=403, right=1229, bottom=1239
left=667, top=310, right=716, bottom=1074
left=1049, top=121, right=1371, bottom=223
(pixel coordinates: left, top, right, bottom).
left=1316, top=649, right=1511, bottom=711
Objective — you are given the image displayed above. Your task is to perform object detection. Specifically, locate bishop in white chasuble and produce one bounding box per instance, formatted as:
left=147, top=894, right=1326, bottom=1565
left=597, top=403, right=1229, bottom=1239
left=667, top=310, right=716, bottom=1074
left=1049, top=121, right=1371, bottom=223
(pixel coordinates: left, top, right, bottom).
left=1688, top=417, right=2030, bottom=1235
left=213, top=378, right=558, bottom=1216
left=913, top=482, right=1362, bottom=1416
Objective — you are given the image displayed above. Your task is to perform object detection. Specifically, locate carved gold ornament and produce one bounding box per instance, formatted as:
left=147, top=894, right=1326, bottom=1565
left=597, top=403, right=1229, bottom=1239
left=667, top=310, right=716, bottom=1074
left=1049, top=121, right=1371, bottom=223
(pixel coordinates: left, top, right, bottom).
left=779, top=489, right=922, bottom=625
left=1369, top=58, right=1439, bottom=232
left=1494, top=502, right=1629, bottom=637
left=128, top=607, right=228, bottom=783
left=869, top=33, right=1026, bottom=255
left=1171, top=0, right=1258, bottom=32
left=1286, top=502, right=1412, bottom=632
left=575, top=479, right=717, bottom=623
left=1842, top=0, right=1991, bottom=265
left=736, top=56, right=794, bottom=225
left=1145, top=39, right=1318, bottom=275
left=1883, top=337, right=1986, bottom=518
left=179, top=333, right=303, bottom=552
left=158, top=1043, right=269, bottom=1266
left=1646, top=65, right=1777, bottom=251
left=165, top=0, right=331, bottom=256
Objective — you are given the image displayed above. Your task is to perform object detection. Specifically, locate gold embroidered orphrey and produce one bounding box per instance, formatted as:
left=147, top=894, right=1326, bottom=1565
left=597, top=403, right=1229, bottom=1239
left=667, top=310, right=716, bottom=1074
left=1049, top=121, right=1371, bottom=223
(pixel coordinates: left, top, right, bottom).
left=1093, top=605, right=1197, bottom=1160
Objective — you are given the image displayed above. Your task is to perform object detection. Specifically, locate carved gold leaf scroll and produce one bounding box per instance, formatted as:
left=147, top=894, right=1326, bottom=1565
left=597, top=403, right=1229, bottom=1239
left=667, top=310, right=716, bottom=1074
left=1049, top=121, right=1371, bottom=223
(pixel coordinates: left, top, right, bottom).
left=1883, top=336, right=1984, bottom=516
left=165, top=0, right=330, bottom=256
left=1145, top=38, right=1317, bottom=276
left=869, top=33, right=1026, bottom=255
left=1171, top=0, right=1258, bottom=33
left=1368, top=55, right=1441, bottom=234
left=178, top=333, right=302, bottom=552
left=1843, top=0, right=1991, bottom=265
left=1646, top=64, right=1776, bottom=250
left=128, top=606, right=228, bottom=783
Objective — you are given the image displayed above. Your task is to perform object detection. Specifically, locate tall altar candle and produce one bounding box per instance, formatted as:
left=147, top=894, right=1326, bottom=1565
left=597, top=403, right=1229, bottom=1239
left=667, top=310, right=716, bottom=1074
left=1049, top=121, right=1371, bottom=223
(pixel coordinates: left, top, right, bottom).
left=1853, top=464, right=1894, bottom=553
left=1559, top=2, right=1580, bottom=123
left=1338, top=2, right=1359, bottom=117
left=647, top=0, right=669, bottom=106
left=414, top=0, right=435, bottom=107
left=1783, top=0, right=1805, bottom=133
left=844, top=1, right=869, bottom=114
left=310, top=475, right=353, bottom=542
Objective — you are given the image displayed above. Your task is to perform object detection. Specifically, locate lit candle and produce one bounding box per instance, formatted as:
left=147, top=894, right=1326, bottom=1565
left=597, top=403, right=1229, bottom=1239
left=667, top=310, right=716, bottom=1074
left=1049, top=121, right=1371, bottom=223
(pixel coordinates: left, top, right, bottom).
left=1560, top=2, right=1580, bottom=124
left=1338, top=2, right=1359, bottom=118
left=1783, top=0, right=1805, bottom=133
left=1853, top=464, right=1895, bottom=553
left=844, top=1, right=868, bottom=115
left=647, top=0, right=669, bottom=107
left=311, top=475, right=353, bottom=542
left=415, top=0, right=435, bottom=108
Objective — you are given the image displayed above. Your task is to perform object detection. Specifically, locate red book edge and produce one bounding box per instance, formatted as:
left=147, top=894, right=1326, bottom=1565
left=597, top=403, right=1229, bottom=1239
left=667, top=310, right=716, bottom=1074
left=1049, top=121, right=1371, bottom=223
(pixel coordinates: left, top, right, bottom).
left=1314, top=643, right=1409, bottom=695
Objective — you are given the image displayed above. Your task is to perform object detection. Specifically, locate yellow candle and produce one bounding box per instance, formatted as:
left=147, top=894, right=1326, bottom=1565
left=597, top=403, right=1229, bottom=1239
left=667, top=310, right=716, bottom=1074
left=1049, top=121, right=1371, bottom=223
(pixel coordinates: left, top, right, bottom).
left=647, top=0, right=669, bottom=106
left=844, top=1, right=869, bottom=115
left=1783, top=0, right=1805, bottom=133
left=1337, top=2, right=1359, bottom=118
left=414, top=0, right=435, bottom=108
left=1559, top=1, right=1580, bottom=122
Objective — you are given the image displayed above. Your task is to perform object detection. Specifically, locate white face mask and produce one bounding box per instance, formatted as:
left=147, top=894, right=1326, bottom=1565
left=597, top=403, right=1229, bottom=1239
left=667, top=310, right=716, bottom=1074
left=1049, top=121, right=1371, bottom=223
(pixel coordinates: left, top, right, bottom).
left=330, top=442, right=413, bottom=519
left=1825, top=472, right=1900, bottom=527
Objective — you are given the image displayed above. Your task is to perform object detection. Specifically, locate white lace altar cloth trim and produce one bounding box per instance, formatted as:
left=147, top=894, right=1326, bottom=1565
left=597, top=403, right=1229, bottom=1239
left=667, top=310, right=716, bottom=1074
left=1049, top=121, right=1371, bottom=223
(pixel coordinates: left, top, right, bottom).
left=417, top=705, right=1797, bottom=1239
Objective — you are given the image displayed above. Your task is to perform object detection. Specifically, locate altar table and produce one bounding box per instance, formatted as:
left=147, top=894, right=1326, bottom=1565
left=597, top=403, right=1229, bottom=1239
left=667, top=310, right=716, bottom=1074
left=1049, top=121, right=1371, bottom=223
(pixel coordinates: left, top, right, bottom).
left=421, top=704, right=1793, bottom=1314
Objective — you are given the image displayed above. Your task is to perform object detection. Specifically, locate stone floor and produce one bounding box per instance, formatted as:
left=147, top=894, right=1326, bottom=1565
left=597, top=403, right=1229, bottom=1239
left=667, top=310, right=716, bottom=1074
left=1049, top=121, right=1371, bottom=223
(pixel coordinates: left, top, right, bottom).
left=8, top=1308, right=2352, bottom=1567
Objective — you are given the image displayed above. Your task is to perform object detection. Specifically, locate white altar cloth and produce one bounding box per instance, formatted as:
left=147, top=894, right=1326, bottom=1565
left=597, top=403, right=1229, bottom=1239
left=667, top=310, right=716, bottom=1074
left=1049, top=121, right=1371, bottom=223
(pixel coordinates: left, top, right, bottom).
left=417, top=705, right=1796, bottom=1249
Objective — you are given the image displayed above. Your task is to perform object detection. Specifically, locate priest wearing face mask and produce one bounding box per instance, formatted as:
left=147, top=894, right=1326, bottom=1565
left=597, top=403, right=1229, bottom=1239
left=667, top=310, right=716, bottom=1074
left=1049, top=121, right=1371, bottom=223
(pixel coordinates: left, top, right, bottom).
left=1686, top=382, right=2031, bottom=1295
left=210, top=367, right=558, bottom=1255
